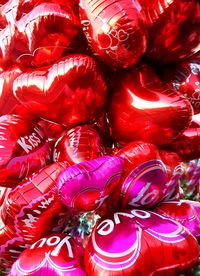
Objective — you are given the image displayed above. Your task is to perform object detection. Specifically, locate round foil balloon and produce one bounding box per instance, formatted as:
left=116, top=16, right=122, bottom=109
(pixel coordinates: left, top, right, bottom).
left=154, top=200, right=200, bottom=240
left=113, top=141, right=169, bottom=209
left=144, top=0, right=199, bottom=64
left=58, top=156, right=123, bottom=212
left=0, top=115, right=51, bottom=188
left=84, top=209, right=199, bottom=275
left=9, top=234, right=86, bottom=276
left=108, top=63, right=193, bottom=146
left=161, top=57, right=200, bottom=114
left=53, top=125, right=105, bottom=164
left=79, top=0, right=148, bottom=68
left=0, top=162, right=70, bottom=267
left=0, top=3, right=80, bottom=69
left=13, top=54, right=107, bottom=127
left=168, top=114, right=200, bottom=161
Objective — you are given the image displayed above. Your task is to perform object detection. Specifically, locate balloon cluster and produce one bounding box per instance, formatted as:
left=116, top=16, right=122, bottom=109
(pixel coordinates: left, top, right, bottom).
left=0, top=0, right=199, bottom=275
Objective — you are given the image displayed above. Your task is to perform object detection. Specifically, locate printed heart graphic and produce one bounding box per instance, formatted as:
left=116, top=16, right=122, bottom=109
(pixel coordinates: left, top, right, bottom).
left=108, top=63, right=193, bottom=146
left=167, top=114, right=200, bottom=160
left=13, top=54, right=107, bottom=127
left=53, top=124, right=105, bottom=164
left=9, top=234, right=86, bottom=275
left=84, top=209, right=199, bottom=275
left=80, top=0, right=148, bottom=68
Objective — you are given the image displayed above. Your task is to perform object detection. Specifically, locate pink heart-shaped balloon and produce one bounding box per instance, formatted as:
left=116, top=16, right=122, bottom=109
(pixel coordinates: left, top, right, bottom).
left=53, top=124, right=105, bottom=164
left=0, top=162, right=70, bottom=267
left=13, top=54, right=107, bottom=127
left=58, top=156, right=124, bottom=212
left=79, top=0, right=148, bottom=68
left=112, top=141, right=169, bottom=209
left=167, top=114, right=200, bottom=160
left=84, top=209, right=199, bottom=275
left=108, top=63, right=193, bottom=146
left=0, top=114, right=51, bottom=187
left=9, top=234, right=86, bottom=276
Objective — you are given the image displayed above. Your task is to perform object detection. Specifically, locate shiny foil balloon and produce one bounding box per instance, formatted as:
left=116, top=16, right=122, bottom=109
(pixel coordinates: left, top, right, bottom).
left=58, top=156, right=123, bottom=212
left=0, top=115, right=51, bottom=187
left=154, top=200, right=200, bottom=240
left=108, top=63, right=193, bottom=146
left=13, top=54, right=107, bottom=127
left=113, top=141, right=169, bottom=209
left=0, top=3, right=80, bottom=69
left=0, top=162, right=69, bottom=267
left=9, top=234, right=86, bottom=276
left=84, top=209, right=199, bottom=275
left=79, top=0, right=148, bottom=68
left=161, top=57, right=200, bottom=114
left=143, top=0, right=199, bottom=64
left=168, top=114, right=200, bottom=160
left=53, top=125, right=105, bottom=164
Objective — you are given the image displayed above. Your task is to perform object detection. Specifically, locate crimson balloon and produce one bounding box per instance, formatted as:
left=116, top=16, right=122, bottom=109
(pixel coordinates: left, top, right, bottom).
left=154, top=200, right=200, bottom=240
left=53, top=125, right=105, bottom=164
left=79, top=0, right=148, bottom=68
left=0, top=115, right=51, bottom=188
left=0, top=162, right=69, bottom=267
left=13, top=54, right=107, bottom=127
left=108, top=63, right=193, bottom=146
left=84, top=209, right=199, bottom=275
left=9, top=234, right=86, bottom=276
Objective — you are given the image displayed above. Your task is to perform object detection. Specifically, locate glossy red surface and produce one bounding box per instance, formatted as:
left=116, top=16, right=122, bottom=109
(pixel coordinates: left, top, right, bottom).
left=79, top=0, right=148, bottom=68
left=108, top=63, right=193, bottom=146
left=168, top=114, right=200, bottom=160
left=161, top=56, right=200, bottom=114
left=0, top=115, right=51, bottom=187
left=0, top=2, right=80, bottom=69
left=143, top=0, right=200, bottom=64
left=13, top=54, right=107, bottom=127
left=53, top=125, right=105, bottom=164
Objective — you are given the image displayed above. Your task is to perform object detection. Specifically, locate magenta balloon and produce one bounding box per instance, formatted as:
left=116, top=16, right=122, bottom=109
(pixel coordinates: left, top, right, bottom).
left=58, top=156, right=124, bottom=212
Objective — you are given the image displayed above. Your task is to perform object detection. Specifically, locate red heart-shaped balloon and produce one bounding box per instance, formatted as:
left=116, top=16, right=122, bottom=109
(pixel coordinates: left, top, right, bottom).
left=84, top=209, right=199, bottom=275
left=9, top=234, right=86, bottom=276
left=108, top=63, right=193, bottom=146
left=0, top=67, right=32, bottom=118
left=53, top=124, right=105, bottom=164
left=13, top=54, right=107, bottom=127
left=161, top=57, right=200, bottom=114
left=167, top=114, right=200, bottom=160
left=79, top=0, right=148, bottom=68
left=0, top=2, right=80, bottom=69
left=0, top=114, right=51, bottom=188
left=143, top=0, right=199, bottom=64
left=154, top=200, right=200, bottom=239
left=0, top=162, right=70, bottom=267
